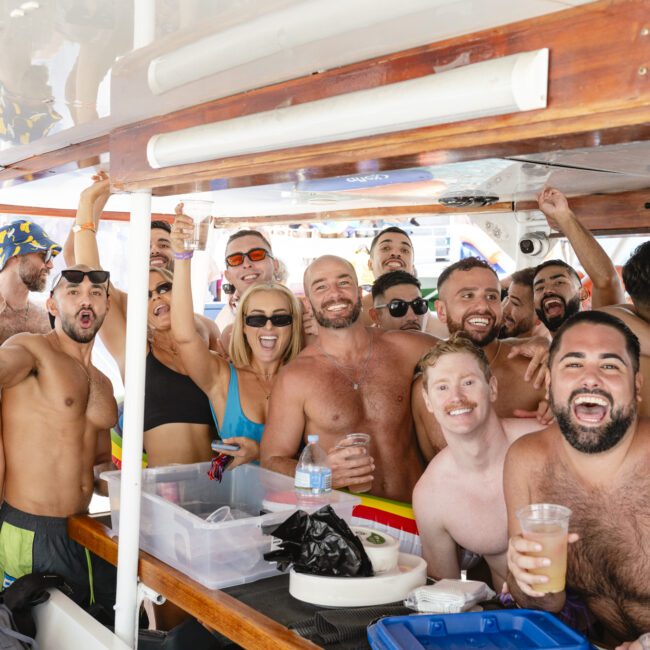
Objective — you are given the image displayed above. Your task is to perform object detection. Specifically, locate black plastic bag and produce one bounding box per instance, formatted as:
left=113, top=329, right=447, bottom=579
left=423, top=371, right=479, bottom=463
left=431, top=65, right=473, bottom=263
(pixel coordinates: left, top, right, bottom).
left=263, top=505, right=373, bottom=577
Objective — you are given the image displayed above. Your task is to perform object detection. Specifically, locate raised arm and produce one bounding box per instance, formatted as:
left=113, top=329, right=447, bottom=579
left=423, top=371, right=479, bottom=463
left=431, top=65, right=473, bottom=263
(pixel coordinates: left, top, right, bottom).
left=169, top=214, right=227, bottom=394
left=537, top=188, right=625, bottom=308
left=73, top=174, right=128, bottom=377
left=413, top=477, right=460, bottom=579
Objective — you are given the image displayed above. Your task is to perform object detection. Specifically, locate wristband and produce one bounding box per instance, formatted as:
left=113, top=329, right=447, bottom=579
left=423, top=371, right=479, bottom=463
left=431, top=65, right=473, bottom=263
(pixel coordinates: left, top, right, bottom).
left=72, top=223, right=96, bottom=234
left=173, top=251, right=194, bottom=260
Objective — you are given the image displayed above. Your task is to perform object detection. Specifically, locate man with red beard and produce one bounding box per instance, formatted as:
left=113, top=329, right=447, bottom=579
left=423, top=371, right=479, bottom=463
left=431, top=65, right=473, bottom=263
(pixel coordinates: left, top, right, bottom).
left=261, top=255, right=438, bottom=502
left=0, top=220, right=61, bottom=344
left=0, top=264, right=117, bottom=617
left=532, top=187, right=624, bottom=336
left=505, top=311, right=649, bottom=650
left=412, top=257, right=549, bottom=461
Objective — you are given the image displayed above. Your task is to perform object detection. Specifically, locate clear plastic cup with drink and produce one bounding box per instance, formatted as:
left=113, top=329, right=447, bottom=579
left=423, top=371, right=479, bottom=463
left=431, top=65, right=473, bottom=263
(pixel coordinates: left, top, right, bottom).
left=180, top=199, right=212, bottom=251
left=516, top=503, right=572, bottom=593
left=335, top=433, right=372, bottom=493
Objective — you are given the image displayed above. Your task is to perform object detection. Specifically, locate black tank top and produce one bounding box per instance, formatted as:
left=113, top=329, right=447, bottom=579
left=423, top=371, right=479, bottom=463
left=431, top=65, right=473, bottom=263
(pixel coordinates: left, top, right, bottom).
left=143, top=351, right=213, bottom=431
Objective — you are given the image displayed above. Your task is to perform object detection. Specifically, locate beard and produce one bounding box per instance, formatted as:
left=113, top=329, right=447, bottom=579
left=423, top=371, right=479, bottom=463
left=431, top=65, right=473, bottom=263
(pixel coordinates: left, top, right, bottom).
left=550, top=387, right=636, bottom=454
left=446, top=313, right=499, bottom=347
left=313, top=297, right=362, bottom=329
left=536, top=293, right=581, bottom=332
left=499, top=315, right=534, bottom=339
left=19, top=258, right=47, bottom=292
left=60, top=308, right=105, bottom=343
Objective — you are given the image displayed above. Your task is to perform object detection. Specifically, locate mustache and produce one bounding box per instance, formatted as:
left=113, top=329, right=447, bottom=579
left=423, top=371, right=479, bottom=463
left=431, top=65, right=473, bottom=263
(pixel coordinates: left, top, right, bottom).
left=76, top=307, right=97, bottom=318
left=542, top=293, right=566, bottom=306
left=321, top=298, right=354, bottom=310
left=446, top=400, right=478, bottom=413
left=568, top=387, right=613, bottom=407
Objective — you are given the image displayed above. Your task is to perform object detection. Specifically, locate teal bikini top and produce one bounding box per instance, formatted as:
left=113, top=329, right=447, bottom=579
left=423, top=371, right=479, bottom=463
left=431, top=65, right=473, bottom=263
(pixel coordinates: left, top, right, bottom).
left=209, top=364, right=264, bottom=443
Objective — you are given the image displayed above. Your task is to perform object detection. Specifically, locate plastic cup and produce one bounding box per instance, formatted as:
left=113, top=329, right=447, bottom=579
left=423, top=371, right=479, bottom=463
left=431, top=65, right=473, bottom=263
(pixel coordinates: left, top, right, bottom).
left=516, top=503, right=572, bottom=593
left=180, top=199, right=212, bottom=251
left=335, top=433, right=372, bottom=493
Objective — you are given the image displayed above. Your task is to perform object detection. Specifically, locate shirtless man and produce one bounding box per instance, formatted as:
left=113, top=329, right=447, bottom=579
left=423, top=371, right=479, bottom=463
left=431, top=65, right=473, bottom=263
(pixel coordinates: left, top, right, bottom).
left=413, top=334, right=542, bottom=587
left=499, top=267, right=548, bottom=340
left=0, top=219, right=61, bottom=344
left=261, top=255, right=438, bottom=502
left=359, top=226, right=448, bottom=337
left=599, top=241, right=650, bottom=418
left=533, top=188, right=624, bottom=335
left=0, top=264, right=117, bottom=615
left=412, top=257, right=548, bottom=460
left=369, top=270, right=428, bottom=332
left=505, top=311, right=649, bottom=649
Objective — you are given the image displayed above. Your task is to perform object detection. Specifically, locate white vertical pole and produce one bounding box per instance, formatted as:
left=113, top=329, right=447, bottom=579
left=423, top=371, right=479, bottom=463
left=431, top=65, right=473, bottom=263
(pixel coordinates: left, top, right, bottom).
left=133, top=0, right=156, bottom=50
left=114, top=191, right=152, bottom=647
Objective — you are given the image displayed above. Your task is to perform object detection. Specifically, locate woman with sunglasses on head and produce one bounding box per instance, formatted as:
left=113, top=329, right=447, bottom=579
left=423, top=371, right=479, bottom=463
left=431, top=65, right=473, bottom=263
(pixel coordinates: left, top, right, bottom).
left=72, top=175, right=222, bottom=468
left=170, top=213, right=302, bottom=467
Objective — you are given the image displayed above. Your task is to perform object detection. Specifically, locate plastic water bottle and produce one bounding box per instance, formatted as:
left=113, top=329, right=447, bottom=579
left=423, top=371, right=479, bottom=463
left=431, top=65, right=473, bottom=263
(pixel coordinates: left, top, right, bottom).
left=294, top=435, right=332, bottom=501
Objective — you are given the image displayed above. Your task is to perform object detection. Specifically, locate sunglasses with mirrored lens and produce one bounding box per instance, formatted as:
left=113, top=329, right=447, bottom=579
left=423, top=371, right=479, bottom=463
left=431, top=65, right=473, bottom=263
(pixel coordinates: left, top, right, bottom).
left=244, top=314, right=293, bottom=328
left=148, top=281, right=173, bottom=299
left=225, top=248, right=273, bottom=267
left=51, top=269, right=110, bottom=293
left=376, top=297, right=428, bottom=318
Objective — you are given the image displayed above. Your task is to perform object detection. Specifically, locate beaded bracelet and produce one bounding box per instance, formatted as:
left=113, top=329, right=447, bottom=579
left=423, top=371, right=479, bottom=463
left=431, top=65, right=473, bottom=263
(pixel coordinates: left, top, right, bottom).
left=173, top=251, right=194, bottom=260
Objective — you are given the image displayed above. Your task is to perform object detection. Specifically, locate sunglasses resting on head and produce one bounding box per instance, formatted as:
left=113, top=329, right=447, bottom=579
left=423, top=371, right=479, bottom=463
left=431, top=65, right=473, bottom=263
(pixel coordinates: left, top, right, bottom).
left=226, top=248, right=273, bottom=267
left=375, top=297, right=428, bottom=318
left=50, top=269, right=110, bottom=294
left=245, top=314, right=292, bottom=328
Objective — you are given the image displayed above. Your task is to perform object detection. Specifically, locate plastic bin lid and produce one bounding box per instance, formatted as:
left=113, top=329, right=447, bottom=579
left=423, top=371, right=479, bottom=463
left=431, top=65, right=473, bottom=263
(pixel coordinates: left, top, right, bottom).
left=367, top=610, right=596, bottom=650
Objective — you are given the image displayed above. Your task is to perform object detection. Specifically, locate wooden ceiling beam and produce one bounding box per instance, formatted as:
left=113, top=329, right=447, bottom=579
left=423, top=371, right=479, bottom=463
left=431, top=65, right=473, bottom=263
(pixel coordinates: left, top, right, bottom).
left=107, top=0, right=650, bottom=192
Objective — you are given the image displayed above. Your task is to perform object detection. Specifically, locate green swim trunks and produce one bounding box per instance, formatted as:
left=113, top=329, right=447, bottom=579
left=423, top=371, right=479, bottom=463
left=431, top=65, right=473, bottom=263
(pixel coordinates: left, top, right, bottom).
left=0, top=502, right=116, bottom=620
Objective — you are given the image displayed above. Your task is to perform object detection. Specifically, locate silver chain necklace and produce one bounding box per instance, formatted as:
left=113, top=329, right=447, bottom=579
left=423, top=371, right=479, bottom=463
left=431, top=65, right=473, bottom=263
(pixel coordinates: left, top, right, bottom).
left=317, top=332, right=374, bottom=391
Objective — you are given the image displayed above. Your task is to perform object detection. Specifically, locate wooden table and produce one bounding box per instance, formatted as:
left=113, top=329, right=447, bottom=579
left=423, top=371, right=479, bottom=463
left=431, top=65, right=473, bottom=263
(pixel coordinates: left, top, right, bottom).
left=68, top=514, right=319, bottom=650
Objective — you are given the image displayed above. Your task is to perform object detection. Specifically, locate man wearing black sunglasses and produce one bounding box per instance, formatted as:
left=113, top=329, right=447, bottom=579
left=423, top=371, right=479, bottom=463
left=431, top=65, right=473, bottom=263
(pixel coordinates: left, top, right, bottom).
left=0, top=263, right=117, bottom=618
left=0, top=219, right=62, bottom=344
left=370, top=271, right=427, bottom=332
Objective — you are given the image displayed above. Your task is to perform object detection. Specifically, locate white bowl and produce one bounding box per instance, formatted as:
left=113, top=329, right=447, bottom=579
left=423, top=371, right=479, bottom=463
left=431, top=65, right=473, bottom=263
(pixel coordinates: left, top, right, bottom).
left=289, top=553, right=427, bottom=607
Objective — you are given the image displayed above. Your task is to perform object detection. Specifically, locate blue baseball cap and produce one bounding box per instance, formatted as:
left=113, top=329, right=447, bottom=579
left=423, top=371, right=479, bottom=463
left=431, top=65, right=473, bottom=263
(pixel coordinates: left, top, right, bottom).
left=0, top=220, right=62, bottom=271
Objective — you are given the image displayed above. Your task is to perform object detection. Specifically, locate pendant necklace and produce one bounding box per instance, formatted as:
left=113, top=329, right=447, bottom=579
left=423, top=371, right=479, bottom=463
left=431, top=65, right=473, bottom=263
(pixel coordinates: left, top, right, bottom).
left=252, top=369, right=275, bottom=400
left=318, top=332, right=374, bottom=391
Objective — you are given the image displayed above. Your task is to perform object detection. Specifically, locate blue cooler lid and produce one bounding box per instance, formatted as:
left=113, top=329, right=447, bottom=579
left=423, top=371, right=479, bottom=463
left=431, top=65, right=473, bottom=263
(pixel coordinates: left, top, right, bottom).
left=367, top=610, right=596, bottom=650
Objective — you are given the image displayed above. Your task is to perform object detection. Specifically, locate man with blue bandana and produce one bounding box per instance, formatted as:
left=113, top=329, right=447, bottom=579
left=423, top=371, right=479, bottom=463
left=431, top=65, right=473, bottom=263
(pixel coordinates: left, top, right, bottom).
left=0, top=219, right=61, bottom=344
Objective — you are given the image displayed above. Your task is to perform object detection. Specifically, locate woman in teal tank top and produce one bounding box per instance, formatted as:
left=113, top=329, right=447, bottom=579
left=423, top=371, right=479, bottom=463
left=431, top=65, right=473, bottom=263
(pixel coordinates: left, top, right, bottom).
left=170, top=215, right=302, bottom=468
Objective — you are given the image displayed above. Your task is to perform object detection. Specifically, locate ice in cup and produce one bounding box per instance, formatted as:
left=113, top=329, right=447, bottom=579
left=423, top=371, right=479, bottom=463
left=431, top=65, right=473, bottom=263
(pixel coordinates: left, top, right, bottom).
left=516, top=503, right=572, bottom=593
left=335, top=433, right=372, bottom=493
left=180, top=199, right=212, bottom=251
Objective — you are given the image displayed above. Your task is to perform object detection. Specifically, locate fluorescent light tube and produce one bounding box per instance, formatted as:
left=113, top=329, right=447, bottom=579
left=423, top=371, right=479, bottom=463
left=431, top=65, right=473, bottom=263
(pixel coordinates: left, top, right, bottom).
left=148, top=0, right=444, bottom=95
left=147, top=48, right=548, bottom=169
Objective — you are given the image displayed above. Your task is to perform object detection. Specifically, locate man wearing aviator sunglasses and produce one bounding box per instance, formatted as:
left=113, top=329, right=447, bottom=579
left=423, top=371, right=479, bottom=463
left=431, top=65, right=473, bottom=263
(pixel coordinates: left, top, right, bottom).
left=217, top=230, right=280, bottom=341
left=370, top=271, right=428, bottom=332
left=0, top=219, right=62, bottom=344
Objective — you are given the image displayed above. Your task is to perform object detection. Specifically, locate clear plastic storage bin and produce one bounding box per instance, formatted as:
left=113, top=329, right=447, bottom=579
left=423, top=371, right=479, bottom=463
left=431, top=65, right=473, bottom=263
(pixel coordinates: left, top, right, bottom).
left=101, top=462, right=360, bottom=590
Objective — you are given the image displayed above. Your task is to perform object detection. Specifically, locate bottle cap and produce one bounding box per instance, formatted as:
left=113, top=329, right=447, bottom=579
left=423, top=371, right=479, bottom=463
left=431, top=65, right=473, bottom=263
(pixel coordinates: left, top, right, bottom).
left=307, top=434, right=319, bottom=443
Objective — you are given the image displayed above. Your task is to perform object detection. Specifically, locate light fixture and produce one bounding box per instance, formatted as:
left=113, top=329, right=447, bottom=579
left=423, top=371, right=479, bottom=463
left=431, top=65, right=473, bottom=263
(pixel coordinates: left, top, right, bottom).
left=148, top=0, right=444, bottom=95
left=147, top=48, right=548, bottom=169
